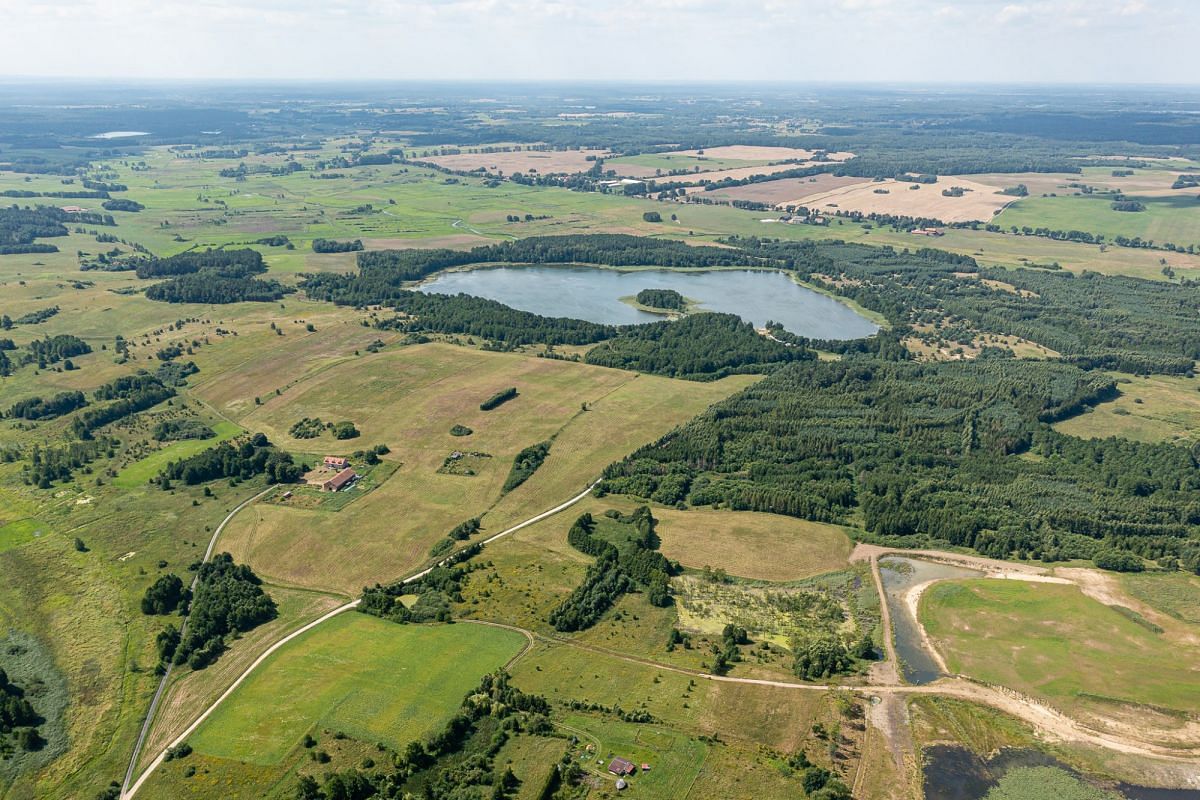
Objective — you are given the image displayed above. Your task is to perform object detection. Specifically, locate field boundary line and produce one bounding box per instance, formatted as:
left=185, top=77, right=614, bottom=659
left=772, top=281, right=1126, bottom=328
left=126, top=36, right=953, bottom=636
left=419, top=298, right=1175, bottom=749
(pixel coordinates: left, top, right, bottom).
left=123, top=480, right=599, bottom=799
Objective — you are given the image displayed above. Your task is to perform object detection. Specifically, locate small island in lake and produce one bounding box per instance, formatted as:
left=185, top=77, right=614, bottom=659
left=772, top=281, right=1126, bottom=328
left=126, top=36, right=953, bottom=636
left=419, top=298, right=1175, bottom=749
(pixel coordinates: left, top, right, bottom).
left=624, top=287, right=692, bottom=316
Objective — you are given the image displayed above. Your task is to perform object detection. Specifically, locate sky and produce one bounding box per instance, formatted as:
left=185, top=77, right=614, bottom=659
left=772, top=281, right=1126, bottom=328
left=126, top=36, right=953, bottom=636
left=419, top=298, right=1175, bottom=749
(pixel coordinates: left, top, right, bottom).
left=0, top=0, right=1196, bottom=83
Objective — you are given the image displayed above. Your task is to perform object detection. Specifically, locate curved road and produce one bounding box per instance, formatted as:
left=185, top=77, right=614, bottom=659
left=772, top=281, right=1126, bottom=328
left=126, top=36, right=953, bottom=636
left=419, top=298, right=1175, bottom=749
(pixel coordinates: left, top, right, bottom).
left=122, top=480, right=600, bottom=799
left=124, top=489, right=1200, bottom=798
left=121, top=485, right=277, bottom=796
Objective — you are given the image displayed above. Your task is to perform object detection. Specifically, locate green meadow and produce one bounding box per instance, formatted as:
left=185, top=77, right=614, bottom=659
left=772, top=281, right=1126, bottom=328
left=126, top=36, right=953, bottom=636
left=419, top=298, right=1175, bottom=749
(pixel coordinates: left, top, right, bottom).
left=187, top=614, right=524, bottom=765
left=921, top=580, right=1200, bottom=718
left=996, top=193, right=1200, bottom=248
left=113, top=421, right=243, bottom=488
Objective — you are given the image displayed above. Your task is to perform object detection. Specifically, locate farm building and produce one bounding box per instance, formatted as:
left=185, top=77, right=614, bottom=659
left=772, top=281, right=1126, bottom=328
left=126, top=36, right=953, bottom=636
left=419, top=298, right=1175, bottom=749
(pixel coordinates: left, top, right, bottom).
left=323, top=456, right=349, bottom=469
left=911, top=227, right=945, bottom=237
left=322, top=467, right=357, bottom=492
left=60, top=205, right=89, bottom=213
left=608, top=757, right=636, bottom=776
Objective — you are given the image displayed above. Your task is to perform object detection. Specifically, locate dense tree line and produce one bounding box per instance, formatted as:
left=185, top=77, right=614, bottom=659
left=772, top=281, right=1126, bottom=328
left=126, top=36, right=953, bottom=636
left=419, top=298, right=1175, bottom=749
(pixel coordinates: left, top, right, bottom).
left=479, top=387, right=518, bottom=411
left=134, top=248, right=265, bottom=279
left=601, top=355, right=1200, bottom=568
left=549, top=508, right=673, bottom=632
left=585, top=312, right=811, bottom=379
left=101, top=198, right=144, bottom=212
left=13, top=306, right=59, bottom=325
left=72, top=374, right=175, bottom=439
left=156, top=433, right=302, bottom=487
left=6, top=390, right=87, bottom=420
left=311, top=238, right=363, bottom=253
left=373, top=292, right=615, bottom=346
left=144, top=273, right=289, bottom=304
left=22, top=334, right=91, bottom=367
left=635, top=288, right=686, bottom=310
left=502, top=440, right=551, bottom=494
left=0, top=205, right=82, bottom=254
left=174, top=553, right=276, bottom=669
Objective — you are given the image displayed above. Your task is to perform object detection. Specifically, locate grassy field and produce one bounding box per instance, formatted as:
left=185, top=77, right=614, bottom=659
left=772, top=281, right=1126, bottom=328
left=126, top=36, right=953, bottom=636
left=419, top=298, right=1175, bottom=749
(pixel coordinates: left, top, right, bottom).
left=187, top=613, right=524, bottom=764
left=1054, top=373, right=1200, bottom=443
left=652, top=507, right=853, bottom=581
left=113, top=421, right=243, bottom=488
left=216, top=343, right=755, bottom=594
left=921, top=579, right=1200, bottom=721
left=137, top=584, right=347, bottom=773
left=997, top=193, right=1200, bottom=249
left=0, top=517, right=51, bottom=555
left=1120, top=572, right=1200, bottom=625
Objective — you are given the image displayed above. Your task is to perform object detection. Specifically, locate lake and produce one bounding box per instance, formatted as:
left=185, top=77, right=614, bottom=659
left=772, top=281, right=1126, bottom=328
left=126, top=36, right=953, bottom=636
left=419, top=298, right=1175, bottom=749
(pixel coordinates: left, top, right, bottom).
left=417, top=265, right=879, bottom=339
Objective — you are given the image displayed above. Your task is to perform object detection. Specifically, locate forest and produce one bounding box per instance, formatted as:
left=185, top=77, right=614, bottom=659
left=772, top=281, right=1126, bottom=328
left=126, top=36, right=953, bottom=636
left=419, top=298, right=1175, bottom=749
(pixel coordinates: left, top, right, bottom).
left=372, top=292, right=614, bottom=346
left=6, top=390, right=87, bottom=420
left=156, top=433, right=303, bottom=487
left=738, top=239, right=1200, bottom=375
left=172, top=554, right=276, bottom=670
left=584, top=312, right=810, bottom=379
left=634, top=288, right=686, bottom=310
left=602, top=354, right=1200, bottom=570
left=549, top=508, right=673, bottom=632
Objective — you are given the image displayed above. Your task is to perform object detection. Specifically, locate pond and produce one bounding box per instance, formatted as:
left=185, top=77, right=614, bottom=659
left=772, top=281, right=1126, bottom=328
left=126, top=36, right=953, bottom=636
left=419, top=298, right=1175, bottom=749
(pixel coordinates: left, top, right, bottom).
left=924, top=746, right=1200, bottom=800
left=879, top=557, right=980, bottom=685
left=417, top=265, right=880, bottom=339
left=90, top=130, right=151, bottom=139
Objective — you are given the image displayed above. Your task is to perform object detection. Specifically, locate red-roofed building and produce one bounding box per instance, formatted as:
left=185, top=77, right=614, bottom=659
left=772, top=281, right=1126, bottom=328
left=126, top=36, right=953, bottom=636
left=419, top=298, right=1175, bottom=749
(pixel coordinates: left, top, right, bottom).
left=323, top=456, right=349, bottom=469
left=608, top=758, right=635, bottom=776
left=322, top=467, right=357, bottom=492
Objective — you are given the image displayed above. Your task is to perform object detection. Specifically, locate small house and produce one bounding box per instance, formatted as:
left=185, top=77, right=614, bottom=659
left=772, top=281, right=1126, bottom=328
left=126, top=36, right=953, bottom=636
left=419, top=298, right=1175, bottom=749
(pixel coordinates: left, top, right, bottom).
left=323, top=456, right=349, bottom=469
left=608, top=758, right=636, bottom=776
left=322, top=467, right=357, bottom=492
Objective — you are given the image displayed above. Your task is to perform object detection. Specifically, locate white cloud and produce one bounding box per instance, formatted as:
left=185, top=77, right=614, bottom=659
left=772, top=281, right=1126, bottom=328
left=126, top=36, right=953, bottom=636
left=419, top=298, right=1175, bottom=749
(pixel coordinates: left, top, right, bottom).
left=995, top=3, right=1031, bottom=22
left=0, top=0, right=1195, bottom=82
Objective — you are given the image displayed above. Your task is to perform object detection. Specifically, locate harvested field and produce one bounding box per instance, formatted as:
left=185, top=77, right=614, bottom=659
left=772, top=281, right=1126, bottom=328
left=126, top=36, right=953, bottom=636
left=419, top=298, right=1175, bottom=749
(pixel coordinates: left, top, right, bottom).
left=422, top=148, right=609, bottom=175
left=801, top=176, right=1016, bottom=223
left=702, top=174, right=865, bottom=203
left=970, top=168, right=1189, bottom=198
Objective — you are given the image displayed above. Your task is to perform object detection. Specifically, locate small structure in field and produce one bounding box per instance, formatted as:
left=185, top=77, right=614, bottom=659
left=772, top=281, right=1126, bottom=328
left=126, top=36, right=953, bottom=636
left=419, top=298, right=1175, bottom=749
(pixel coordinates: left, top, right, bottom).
left=911, top=227, right=945, bottom=237
left=608, top=757, right=636, bottom=776
left=323, top=456, right=349, bottom=469
left=616, top=778, right=628, bottom=790
left=60, top=205, right=89, bottom=213
left=641, top=763, right=651, bottom=772
left=322, top=467, right=357, bottom=492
